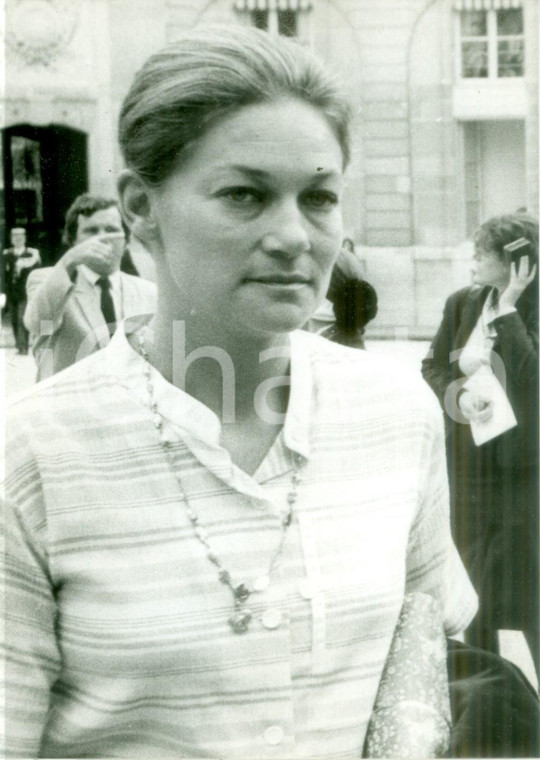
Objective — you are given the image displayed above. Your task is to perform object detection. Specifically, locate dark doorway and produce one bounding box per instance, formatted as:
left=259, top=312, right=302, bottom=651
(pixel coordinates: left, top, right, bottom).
left=2, top=124, right=88, bottom=265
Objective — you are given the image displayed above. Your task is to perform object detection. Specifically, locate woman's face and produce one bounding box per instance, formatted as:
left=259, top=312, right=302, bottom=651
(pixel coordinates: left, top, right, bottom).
left=149, top=98, right=344, bottom=338
left=471, top=244, right=510, bottom=290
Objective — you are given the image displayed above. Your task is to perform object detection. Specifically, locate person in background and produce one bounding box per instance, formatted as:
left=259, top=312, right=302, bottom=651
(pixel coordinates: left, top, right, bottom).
left=319, top=246, right=378, bottom=349
left=304, top=237, right=370, bottom=336
left=422, top=213, right=539, bottom=676
left=24, top=194, right=156, bottom=380
left=3, top=227, right=41, bottom=354
left=4, top=26, right=476, bottom=758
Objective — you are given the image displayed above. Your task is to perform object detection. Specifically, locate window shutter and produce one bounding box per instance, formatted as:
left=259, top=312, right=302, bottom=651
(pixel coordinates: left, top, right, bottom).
left=454, top=0, right=521, bottom=9
left=233, top=0, right=312, bottom=10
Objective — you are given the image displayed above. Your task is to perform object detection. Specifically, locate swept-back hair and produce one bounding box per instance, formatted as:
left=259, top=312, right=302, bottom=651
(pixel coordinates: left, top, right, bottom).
left=119, top=25, right=352, bottom=185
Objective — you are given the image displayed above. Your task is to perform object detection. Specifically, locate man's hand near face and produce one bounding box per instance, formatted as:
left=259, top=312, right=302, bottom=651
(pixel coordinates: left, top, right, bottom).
left=63, top=232, right=126, bottom=279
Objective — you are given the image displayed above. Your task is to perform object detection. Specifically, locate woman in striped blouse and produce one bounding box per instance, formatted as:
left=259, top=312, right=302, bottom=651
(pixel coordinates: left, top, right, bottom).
left=4, top=26, right=476, bottom=758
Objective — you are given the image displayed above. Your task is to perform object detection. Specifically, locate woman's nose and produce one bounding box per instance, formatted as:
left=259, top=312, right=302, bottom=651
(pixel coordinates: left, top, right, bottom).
left=261, top=203, right=311, bottom=258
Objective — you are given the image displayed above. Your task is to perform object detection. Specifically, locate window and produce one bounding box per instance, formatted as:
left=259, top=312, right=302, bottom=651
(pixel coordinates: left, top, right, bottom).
left=235, top=0, right=311, bottom=38
left=10, top=137, right=44, bottom=224
left=457, top=4, right=524, bottom=78
left=251, top=9, right=269, bottom=29
left=496, top=9, right=524, bottom=76
left=250, top=8, right=296, bottom=35
left=462, top=121, right=526, bottom=235
left=278, top=9, right=297, bottom=37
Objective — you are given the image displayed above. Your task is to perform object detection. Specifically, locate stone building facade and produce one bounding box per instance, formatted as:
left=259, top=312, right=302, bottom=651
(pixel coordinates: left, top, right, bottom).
left=3, top=0, right=538, bottom=336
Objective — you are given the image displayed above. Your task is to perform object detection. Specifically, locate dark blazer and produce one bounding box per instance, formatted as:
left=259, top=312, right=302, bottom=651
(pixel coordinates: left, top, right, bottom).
left=422, top=284, right=538, bottom=474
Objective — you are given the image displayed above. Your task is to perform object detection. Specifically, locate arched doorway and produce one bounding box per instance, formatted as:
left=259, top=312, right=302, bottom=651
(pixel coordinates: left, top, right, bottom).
left=2, top=124, right=88, bottom=264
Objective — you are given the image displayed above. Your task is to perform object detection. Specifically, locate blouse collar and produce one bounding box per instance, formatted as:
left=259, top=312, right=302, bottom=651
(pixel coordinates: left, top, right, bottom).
left=105, top=315, right=312, bottom=464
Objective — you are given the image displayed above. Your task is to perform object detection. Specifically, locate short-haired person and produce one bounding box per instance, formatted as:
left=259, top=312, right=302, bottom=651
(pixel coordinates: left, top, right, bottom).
left=24, top=194, right=156, bottom=380
left=422, top=213, right=539, bottom=676
left=3, top=227, right=41, bottom=354
left=5, top=27, right=477, bottom=758
left=319, top=247, right=378, bottom=349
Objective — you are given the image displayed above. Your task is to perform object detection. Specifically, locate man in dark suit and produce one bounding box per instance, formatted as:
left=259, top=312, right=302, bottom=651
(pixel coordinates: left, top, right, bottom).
left=24, top=194, right=156, bottom=380
left=3, top=227, right=41, bottom=354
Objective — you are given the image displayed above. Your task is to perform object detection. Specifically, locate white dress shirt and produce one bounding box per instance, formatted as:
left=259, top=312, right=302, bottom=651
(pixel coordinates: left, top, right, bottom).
left=79, top=264, right=123, bottom=319
left=459, top=287, right=517, bottom=377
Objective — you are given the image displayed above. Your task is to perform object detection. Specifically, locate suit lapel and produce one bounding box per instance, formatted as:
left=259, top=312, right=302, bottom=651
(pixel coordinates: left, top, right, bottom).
left=119, top=274, right=133, bottom=316
left=455, top=287, right=490, bottom=349
left=120, top=273, right=154, bottom=317
left=121, top=273, right=140, bottom=316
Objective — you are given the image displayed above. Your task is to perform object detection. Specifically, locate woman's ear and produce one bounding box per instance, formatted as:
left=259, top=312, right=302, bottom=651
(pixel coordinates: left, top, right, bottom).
left=117, top=170, right=161, bottom=252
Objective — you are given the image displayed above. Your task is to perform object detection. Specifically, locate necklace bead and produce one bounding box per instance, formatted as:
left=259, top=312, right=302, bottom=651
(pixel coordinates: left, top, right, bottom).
left=137, top=327, right=303, bottom=635
left=234, top=583, right=251, bottom=603
left=219, top=570, right=231, bottom=585
left=229, top=609, right=252, bottom=634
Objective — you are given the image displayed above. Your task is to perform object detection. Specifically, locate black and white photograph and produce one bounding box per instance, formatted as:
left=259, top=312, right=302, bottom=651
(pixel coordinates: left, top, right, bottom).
left=2, top=0, right=539, bottom=757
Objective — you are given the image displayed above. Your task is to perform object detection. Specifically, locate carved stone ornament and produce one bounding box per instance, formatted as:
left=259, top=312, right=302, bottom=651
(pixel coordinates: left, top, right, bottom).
left=6, top=0, right=80, bottom=67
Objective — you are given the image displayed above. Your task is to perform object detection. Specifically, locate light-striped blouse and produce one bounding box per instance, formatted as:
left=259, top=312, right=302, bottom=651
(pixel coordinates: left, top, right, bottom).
left=3, top=318, right=477, bottom=759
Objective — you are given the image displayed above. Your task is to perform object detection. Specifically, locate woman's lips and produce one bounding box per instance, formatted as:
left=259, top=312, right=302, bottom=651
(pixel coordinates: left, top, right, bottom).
left=246, top=274, right=311, bottom=286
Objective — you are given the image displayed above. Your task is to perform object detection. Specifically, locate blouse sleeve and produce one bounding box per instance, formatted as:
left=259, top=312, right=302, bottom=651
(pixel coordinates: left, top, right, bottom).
left=404, top=397, right=477, bottom=636
left=421, top=290, right=471, bottom=417
left=2, top=439, right=61, bottom=757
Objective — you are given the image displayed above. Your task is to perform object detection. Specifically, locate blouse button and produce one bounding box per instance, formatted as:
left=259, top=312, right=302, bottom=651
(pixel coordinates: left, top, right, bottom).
left=264, top=725, right=284, bottom=745
left=261, top=609, right=282, bottom=629
left=298, top=579, right=317, bottom=600
left=253, top=575, right=270, bottom=592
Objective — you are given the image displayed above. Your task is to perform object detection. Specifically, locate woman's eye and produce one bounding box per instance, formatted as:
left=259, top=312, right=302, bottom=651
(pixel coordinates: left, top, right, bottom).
left=303, top=190, right=339, bottom=209
left=221, top=187, right=264, bottom=204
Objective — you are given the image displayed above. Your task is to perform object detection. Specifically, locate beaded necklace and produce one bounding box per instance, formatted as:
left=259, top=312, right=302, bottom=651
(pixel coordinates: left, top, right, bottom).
left=137, top=328, right=303, bottom=634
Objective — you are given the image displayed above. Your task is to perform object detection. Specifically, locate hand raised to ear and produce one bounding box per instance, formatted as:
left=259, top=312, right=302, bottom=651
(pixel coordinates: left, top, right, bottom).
left=499, top=256, right=537, bottom=309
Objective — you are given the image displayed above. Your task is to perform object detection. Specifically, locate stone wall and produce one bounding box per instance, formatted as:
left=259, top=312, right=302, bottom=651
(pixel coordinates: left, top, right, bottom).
left=3, top=0, right=537, bottom=335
